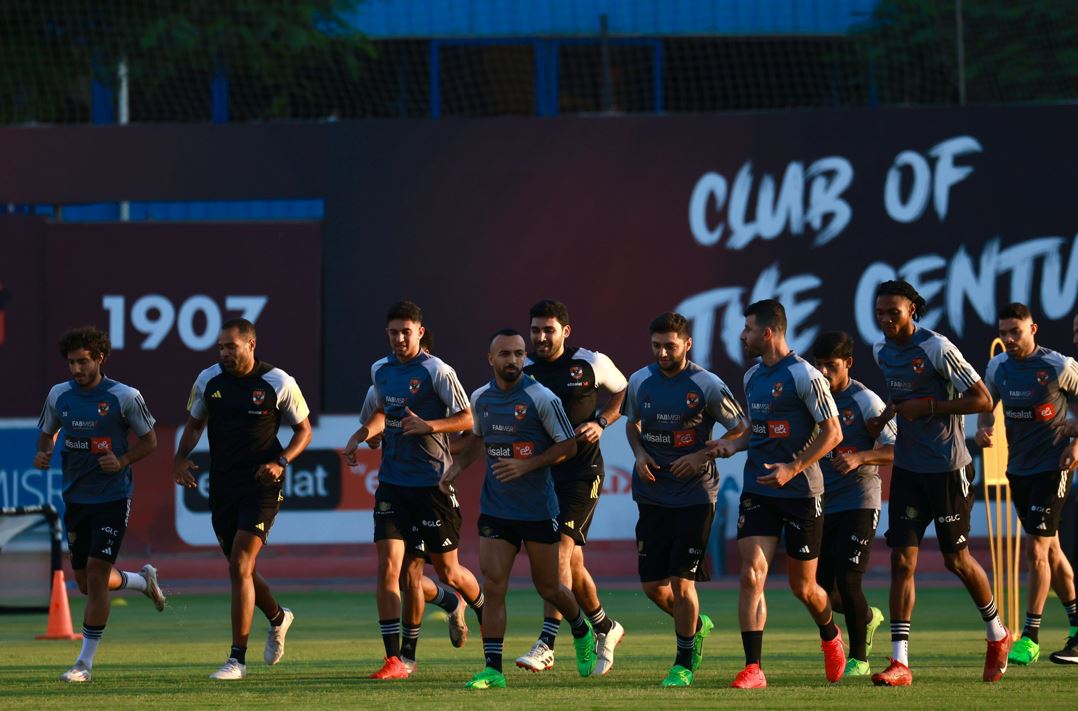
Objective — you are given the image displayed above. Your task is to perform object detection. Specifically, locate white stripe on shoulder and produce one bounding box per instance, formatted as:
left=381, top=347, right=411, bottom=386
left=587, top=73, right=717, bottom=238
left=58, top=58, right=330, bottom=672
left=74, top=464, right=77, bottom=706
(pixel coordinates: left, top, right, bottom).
left=262, top=367, right=294, bottom=396
left=524, top=355, right=535, bottom=367
left=47, top=381, right=74, bottom=407
left=370, top=356, right=391, bottom=382
left=469, top=383, right=493, bottom=411
left=742, top=362, right=762, bottom=391
left=194, top=364, right=222, bottom=390
left=850, top=383, right=886, bottom=421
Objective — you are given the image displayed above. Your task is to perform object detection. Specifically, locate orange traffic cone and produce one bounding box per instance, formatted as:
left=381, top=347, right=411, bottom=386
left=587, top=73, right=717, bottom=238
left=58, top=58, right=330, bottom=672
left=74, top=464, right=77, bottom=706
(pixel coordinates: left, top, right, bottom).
left=36, top=569, right=81, bottom=640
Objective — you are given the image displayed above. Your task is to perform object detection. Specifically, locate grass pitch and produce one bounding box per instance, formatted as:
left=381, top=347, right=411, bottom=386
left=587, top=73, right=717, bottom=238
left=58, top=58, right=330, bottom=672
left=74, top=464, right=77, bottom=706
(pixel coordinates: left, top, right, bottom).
left=1, top=585, right=1075, bottom=708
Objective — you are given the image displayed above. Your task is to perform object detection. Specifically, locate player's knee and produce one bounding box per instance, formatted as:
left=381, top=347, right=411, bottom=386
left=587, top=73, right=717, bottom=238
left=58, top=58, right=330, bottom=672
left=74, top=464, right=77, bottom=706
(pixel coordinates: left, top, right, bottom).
left=483, top=577, right=508, bottom=599
left=739, top=563, right=766, bottom=591
left=942, top=550, right=971, bottom=576
left=228, top=556, right=255, bottom=581
left=891, top=552, right=916, bottom=578
left=75, top=577, right=89, bottom=595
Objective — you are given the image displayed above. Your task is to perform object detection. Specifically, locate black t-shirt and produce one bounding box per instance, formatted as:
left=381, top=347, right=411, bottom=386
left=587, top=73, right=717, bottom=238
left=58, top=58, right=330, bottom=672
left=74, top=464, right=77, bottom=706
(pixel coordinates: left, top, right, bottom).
left=524, top=346, right=628, bottom=481
left=187, top=360, right=309, bottom=490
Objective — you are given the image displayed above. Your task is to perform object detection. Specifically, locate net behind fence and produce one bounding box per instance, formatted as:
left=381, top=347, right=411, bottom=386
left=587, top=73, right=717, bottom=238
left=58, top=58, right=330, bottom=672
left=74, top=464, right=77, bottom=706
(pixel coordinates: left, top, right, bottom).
left=1, top=1, right=1077, bottom=124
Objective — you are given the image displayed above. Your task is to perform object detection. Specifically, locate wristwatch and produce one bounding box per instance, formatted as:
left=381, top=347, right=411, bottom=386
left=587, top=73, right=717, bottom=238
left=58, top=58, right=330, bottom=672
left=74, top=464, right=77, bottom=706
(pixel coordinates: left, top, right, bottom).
left=277, top=455, right=290, bottom=468
left=596, top=415, right=609, bottom=430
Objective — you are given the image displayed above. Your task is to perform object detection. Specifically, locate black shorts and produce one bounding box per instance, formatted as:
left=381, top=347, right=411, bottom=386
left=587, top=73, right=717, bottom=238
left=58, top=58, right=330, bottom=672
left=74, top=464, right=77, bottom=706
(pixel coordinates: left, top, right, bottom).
left=210, top=483, right=283, bottom=556
left=736, top=493, right=823, bottom=560
left=374, top=482, right=462, bottom=555
left=64, top=498, right=130, bottom=568
left=478, top=513, right=560, bottom=549
left=554, top=474, right=603, bottom=546
left=817, top=508, right=880, bottom=583
left=1009, top=470, right=1072, bottom=537
left=636, top=502, right=714, bottom=583
left=885, top=466, right=973, bottom=553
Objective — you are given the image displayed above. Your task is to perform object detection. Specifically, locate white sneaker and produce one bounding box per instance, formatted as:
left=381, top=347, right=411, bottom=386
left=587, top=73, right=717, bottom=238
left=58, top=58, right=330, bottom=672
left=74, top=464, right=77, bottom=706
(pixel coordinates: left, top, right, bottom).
left=60, top=660, right=91, bottom=683
left=264, top=608, right=294, bottom=665
left=447, top=594, right=468, bottom=648
left=515, top=640, right=555, bottom=672
left=401, top=656, right=417, bottom=674
left=209, top=658, right=247, bottom=680
left=140, top=564, right=166, bottom=611
left=593, top=620, right=625, bottom=676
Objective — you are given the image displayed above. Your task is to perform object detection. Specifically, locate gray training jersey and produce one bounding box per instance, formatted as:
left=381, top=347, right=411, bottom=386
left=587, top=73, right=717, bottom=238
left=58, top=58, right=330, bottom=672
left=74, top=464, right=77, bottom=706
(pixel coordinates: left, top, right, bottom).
left=819, top=379, right=896, bottom=513
left=873, top=326, right=980, bottom=473
left=622, top=361, right=745, bottom=507
left=984, top=347, right=1078, bottom=476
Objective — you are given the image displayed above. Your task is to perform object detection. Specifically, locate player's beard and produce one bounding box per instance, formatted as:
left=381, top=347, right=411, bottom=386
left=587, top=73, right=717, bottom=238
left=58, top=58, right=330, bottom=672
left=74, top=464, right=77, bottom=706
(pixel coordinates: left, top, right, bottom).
left=499, top=365, right=522, bottom=382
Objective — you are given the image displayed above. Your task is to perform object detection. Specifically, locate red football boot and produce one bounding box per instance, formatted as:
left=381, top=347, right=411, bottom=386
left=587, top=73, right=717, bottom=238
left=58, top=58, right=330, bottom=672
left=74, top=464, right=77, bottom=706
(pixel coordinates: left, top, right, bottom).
left=821, top=627, right=846, bottom=683
left=871, top=658, right=912, bottom=686
left=369, top=656, right=410, bottom=680
left=730, top=663, right=767, bottom=689
left=983, top=628, right=1013, bottom=683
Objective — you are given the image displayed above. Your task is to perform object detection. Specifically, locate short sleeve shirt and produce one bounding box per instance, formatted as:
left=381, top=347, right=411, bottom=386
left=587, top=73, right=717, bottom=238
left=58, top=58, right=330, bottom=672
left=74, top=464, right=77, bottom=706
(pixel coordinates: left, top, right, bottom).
left=371, top=352, right=470, bottom=487
left=820, top=379, right=896, bottom=513
left=984, top=347, right=1078, bottom=476
left=471, top=375, right=575, bottom=520
left=38, top=377, right=156, bottom=504
left=622, top=361, right=745, bottom=507
left=524, top=346, right=628, bottom=482
left=743, top=352, right=838, bottom=499
left=186, top=360, right=309, bottom=492
left=873, top=326, right=980, bottom=473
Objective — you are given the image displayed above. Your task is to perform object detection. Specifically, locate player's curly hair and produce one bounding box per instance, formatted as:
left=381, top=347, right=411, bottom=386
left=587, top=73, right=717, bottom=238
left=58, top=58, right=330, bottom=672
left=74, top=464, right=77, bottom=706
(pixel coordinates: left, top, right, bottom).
left=58, top=326, right=110, bottom=360
left=649, top=312, right=691, bottom=339
left=875, top=280, right=927, bottom=321
left=529, top=299, right=570, bottom=326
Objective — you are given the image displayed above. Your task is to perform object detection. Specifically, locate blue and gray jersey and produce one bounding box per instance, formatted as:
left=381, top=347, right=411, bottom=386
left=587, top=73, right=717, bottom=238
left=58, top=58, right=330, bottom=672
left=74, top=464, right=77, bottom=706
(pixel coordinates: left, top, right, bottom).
left=371, top=352, right=470, bottom=487
left=743, top=352, right=838, bottom=499
left=38, top=377, right=156, bottom=504
left=623, top=362, right=745, bottom=507
left=471, top=375, right=575, bottom=521
left=873, top=326, right=980, bottom=473
left=984, top=347, right=1078, bottom=476
left=359, top=385, right=378, bottom=426
left=820, top=379, right=896, bottom=513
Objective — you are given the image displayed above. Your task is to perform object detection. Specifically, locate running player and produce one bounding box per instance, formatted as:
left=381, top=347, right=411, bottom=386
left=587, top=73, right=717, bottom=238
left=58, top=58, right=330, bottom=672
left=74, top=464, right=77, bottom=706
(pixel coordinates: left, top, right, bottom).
left=710, top=300, right=846, bottom=689
left=344, top=329, right=470, bottom=654
left=440, top=328, right=597, bottom=689
left=976, top=302, right=1078, bottom=666
left=173, top=318, right=312, bottom=680
left=867, top=280, right=1009, bottom=686
left=36, top=326, right=165, bottom=682
left=516, top=299, right=627, bottom=675
left=350, top=302, right=483, bottom=679
left=812, top=330, right=895, bottom=678
left=624, top=312, right=746, bottom=687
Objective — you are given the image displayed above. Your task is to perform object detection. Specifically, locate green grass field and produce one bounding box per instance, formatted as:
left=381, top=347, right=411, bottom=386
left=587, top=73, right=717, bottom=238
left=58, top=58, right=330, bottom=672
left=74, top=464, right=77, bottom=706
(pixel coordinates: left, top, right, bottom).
left=1, top=585, right=1075, bottom=708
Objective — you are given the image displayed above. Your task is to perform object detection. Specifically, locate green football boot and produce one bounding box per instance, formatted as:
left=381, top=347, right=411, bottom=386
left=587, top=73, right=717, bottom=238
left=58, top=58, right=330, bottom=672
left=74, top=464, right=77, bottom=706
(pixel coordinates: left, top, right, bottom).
left=844, top=658, right=871, bottom=677
left=661, top=664, right=694, bottom=687
left=691, top=614, right=714, bottom=672
left=572, top=622, right=597, bottom=677
left=865, top=607, right=885, bottom=657
left=1008, top=636, right=1040, bottom=666
left=464, top=667, right=507, bottom=689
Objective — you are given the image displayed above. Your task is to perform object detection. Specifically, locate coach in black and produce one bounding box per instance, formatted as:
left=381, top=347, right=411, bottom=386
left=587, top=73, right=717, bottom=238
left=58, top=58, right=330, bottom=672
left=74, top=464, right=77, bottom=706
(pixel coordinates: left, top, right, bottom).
left=173, top=318, right=312, bottom=680
left=516, top=299, right=628, bottom=675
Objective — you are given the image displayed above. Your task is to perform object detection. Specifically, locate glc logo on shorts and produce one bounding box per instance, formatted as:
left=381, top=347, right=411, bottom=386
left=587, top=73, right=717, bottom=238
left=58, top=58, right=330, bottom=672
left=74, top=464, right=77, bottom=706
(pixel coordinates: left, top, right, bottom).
left=686, top=391, right=700, bottom=409
left=904, top=506, right=918, bottom=520
left=673, top=429, right=696, bottom=448
left=938, top=514, right=961, bottom=523
left=767, top=420, right=791, bottom=438
left=512, top=441, right=535, bottom=459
